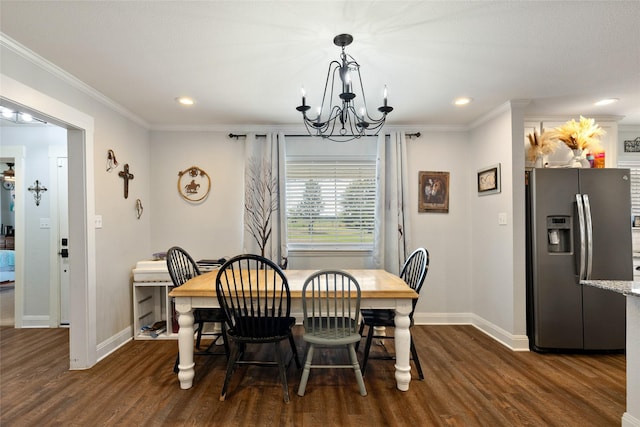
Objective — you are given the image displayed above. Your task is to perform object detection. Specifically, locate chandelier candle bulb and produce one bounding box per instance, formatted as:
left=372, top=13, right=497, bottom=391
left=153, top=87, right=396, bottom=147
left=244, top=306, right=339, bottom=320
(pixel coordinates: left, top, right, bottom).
left=301, top=87, right=306, bottom=106
left=384, top=86, right=388, bottom=107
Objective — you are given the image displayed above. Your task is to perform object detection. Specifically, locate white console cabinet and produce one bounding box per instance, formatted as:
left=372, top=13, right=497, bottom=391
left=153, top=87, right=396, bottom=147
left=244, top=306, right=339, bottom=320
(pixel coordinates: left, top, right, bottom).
left=132, top=259, right=224, bottom=340
left=132, top=260, right=177, bottom=340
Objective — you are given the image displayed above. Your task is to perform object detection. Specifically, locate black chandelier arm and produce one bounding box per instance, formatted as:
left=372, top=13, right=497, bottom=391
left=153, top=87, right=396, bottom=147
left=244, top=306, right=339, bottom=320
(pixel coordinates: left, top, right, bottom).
left=320, top=60, right=343, bottom=113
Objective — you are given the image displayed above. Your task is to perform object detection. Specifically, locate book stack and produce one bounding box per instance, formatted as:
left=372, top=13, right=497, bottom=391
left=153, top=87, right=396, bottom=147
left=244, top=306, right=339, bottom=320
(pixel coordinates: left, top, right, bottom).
left=197, top=258, right=226, bottom=273
left=140, top=320, right=167, bottom=338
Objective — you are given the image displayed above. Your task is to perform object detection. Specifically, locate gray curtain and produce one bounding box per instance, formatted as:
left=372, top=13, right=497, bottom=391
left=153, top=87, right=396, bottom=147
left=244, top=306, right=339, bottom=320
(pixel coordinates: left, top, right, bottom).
left=242, top=132, right=287, bottom=265
left=373, top=132, right=411, bottom=274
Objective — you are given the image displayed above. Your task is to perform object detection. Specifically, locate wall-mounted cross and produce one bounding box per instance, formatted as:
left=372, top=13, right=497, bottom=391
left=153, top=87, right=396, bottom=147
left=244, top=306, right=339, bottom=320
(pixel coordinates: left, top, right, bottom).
left=28, top=180, right=48, bottom=206
left=118, top=163, right=134, bottom=199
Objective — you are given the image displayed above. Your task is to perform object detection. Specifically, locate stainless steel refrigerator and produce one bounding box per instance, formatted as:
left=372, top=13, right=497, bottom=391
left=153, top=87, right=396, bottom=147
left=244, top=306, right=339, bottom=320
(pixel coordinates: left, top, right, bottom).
left=526, top=168, right=632, bottom=352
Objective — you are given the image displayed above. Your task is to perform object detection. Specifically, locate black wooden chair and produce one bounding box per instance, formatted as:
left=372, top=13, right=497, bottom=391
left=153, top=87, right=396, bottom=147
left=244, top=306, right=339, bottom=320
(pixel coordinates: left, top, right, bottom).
left=357, top=247, right=429, bottom=379
left=297, top=270, right=367, bottom=397
left=166, top=246, right=229, bottom=373
left=216, top=254, right=301, bottom=403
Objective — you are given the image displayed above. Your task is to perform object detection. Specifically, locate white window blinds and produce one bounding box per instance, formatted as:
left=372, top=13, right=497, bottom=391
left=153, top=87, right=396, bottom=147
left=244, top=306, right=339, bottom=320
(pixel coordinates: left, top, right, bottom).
left=285, top=158, right=376, bottom=248
left=618, top=161, right=640, bottom=215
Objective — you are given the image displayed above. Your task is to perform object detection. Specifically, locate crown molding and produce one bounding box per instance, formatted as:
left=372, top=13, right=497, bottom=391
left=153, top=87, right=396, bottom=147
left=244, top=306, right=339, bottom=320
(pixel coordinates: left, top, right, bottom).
left=0, top=33, right=149, bottom=129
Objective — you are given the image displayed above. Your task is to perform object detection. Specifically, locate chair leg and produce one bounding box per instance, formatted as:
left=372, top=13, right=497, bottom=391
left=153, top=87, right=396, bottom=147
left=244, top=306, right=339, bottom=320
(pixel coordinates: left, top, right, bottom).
left=195, top=320, right=204, bottom=349
left=221, top=323, right=230, bottom=360
left=220, top=343, right=240, bottom=401
left=355, top=322, right=366, bottom=351
left=289, top=333, right=301, bottom=368
left=410, top=338, right=424, bottom=380
left=360, top=325, right=375, bottom=376
left=173, top=354, right=179, bottom=374
left=274, top=341, right=290, bottom=403
left=297, top=343, right=315, bottom=397
left=348, top=343, right=367, bottom=396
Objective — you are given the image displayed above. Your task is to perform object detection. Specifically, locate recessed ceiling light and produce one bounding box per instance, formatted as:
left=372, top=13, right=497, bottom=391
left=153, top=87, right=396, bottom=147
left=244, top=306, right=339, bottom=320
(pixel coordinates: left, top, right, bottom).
left=176, top=97, right=195, bottom=106
left=454, top=97, right=472, bottom=106
left=594, top=98, right=619, bottom=106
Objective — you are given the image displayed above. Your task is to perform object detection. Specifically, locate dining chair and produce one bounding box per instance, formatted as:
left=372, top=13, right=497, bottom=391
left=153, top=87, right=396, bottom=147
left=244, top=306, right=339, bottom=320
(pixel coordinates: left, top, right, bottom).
left=357, top=247, right=429, bottom=379
left=166, top=246, right=229, bottom=373
left=215, top=254, right=301, bottom=403
left=297, top=270, right=367, bottom=396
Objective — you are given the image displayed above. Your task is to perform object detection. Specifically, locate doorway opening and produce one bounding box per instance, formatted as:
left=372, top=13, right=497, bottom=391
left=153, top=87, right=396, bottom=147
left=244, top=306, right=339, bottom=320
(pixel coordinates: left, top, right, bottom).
left=1, top=74, right=97, bottom=370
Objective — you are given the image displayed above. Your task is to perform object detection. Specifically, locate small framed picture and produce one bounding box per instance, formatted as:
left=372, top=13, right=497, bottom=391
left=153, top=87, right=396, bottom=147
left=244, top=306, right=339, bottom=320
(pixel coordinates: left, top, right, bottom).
left=477, top=164, right=501, bottom=195
left=634, top=216, right=640, bottom=227
left=419, top=171, right=449, bottom=213
left=624, top=137, right=640, bottom=153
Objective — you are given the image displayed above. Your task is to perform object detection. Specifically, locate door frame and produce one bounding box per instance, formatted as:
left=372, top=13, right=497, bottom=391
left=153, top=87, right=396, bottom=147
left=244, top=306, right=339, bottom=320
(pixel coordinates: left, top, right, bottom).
left=1, top=74, right=97, bottom=369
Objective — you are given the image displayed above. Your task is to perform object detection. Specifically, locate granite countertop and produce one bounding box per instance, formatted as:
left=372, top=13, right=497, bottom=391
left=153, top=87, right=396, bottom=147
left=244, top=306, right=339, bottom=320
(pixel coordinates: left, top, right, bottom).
left=581, top=280, right=640, bottom=297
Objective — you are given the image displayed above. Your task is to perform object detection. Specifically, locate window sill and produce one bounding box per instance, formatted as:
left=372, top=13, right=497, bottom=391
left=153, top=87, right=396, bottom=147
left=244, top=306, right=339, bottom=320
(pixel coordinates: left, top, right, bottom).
left=287, top=247, right=373, bottom=257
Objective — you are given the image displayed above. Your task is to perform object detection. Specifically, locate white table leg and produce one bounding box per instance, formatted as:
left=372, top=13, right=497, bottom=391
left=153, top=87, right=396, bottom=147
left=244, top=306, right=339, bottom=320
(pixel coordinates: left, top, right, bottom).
left=175, top=299, right=195, bottom=389
left=394, top=299, right=413, bottom=391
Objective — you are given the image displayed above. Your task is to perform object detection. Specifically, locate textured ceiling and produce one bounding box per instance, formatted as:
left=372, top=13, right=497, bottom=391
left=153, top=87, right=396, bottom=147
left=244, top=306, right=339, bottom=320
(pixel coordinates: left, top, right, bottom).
left=1, top=1, right=639, bottom=129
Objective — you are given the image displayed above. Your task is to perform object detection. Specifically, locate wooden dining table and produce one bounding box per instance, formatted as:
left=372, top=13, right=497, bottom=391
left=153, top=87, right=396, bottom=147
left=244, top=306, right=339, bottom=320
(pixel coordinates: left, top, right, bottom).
left=169, top=269, right=418, bottom=391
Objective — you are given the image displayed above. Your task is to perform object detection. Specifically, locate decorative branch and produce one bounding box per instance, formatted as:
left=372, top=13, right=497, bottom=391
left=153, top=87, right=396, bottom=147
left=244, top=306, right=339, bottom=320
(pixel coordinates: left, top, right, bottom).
left=244, top=155, right=279, bottom=257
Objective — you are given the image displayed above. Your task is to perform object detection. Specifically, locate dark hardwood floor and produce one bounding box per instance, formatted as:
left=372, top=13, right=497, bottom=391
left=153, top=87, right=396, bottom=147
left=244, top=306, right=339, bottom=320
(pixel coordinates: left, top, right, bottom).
left=0, top=325, right=625, bottom=426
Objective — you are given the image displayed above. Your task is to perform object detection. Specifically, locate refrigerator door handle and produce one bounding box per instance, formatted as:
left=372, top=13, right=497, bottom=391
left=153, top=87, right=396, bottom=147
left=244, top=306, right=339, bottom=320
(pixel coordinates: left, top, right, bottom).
left=583, top=194, right=594, bottom=280
left=576, top=194, right=587, bottom=280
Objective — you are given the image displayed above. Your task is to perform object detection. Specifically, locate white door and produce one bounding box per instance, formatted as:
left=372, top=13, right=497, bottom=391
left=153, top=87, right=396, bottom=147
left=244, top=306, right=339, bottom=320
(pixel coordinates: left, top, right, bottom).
left=57, top=157, right=70, bottom=326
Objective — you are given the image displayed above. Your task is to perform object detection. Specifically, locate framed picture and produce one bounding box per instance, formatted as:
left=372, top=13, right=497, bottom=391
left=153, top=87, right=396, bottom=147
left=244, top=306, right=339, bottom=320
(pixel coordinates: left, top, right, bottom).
left=624, top=137, right=640, bottom=153
left=419, top=171, right=449, bottom=213
left=634, top=216, right=640, bottom=228
left=477, top=164, right=501, bottom=195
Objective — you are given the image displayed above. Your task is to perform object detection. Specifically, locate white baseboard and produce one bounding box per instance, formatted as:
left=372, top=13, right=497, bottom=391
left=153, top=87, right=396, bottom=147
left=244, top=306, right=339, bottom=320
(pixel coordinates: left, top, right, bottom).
left=623, top=412, right=640, bottom=427
left=21, top=315, right=51, bottom=328
left=470, top=314, right=530, bottom=351
left=96, top=326, right=133, bottom=363
left=413, top=312, right=530, bottom=351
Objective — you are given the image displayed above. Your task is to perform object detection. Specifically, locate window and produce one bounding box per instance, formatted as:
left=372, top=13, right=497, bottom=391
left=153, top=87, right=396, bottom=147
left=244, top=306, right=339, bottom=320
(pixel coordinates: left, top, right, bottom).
left=285, top=138, right=377, bottom=250
left=618, top=161, right=640, bottom=215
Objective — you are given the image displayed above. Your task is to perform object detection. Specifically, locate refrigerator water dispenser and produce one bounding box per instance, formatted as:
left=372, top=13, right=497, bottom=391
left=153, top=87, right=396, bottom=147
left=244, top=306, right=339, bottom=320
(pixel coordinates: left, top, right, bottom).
left=547, top=216, right=571, bottom=253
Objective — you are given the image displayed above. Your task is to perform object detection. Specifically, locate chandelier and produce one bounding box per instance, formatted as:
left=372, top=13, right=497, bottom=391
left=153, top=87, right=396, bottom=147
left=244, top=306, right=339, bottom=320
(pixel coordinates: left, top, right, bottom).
left=296, top=34, right=393, bottom=141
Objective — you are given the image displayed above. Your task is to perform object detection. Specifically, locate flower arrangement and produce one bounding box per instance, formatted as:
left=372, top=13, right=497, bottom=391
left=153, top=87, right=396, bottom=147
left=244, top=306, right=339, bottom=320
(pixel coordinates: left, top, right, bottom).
left=526, top=127, right=560, bottom=162
left=552, top=116, right=605, bottom=151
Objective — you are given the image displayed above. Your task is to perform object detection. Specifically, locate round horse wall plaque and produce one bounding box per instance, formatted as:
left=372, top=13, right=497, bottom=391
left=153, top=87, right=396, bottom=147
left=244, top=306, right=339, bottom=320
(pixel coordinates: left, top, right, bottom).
left=177, top=166, right=211, bottom=202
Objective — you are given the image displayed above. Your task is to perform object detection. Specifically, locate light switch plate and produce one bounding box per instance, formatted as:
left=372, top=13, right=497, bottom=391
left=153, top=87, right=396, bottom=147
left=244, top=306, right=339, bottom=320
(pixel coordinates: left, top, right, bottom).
left=95, top=215, right=103, bottom=229
left=39, top=218, right=50, bottom=229
left=498, top=212, right=507, bottom=225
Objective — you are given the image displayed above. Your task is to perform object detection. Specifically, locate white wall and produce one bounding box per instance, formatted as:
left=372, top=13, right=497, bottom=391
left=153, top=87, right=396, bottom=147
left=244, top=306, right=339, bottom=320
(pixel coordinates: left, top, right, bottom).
left=6, top=34, right=635, bottom=360
left=468, top=103, right=528, bottom=349
left=148, top=131, right=245, bottom=260
left=0, top=36, right=539, bottom=356
left=407, top=129, right=473, bottom=320
left=1, top=42, right=151, bottom=351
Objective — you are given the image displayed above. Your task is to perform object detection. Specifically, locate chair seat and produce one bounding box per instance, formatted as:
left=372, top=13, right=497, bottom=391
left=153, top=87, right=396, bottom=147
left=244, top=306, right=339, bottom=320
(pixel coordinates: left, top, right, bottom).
left=360, top=309, right=415, bottom=328
left=303, top=330, right=362, bottom=346
left=304, top=316, right=362, bottom=343
left=360, top=308, right=395, bottom=326
left=194, top=308, right=226, bottom=323
left=228, top=316, right=296, bottom=342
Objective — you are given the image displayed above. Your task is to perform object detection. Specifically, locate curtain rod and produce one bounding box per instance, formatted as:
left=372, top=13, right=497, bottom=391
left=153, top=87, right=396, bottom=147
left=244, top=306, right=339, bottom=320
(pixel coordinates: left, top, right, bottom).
left=228, top=132, right=421, bottom=140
